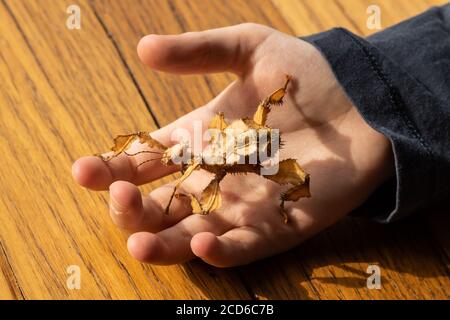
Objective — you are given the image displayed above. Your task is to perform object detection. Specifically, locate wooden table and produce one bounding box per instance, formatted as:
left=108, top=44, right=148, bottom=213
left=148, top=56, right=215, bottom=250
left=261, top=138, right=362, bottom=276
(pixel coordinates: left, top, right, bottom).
left=0, top=0, right=448, bottom=299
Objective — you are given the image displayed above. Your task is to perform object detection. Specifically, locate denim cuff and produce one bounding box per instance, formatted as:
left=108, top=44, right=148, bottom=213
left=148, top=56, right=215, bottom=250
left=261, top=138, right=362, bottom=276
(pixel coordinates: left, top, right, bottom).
left=302, top=28, right=442, bottom=223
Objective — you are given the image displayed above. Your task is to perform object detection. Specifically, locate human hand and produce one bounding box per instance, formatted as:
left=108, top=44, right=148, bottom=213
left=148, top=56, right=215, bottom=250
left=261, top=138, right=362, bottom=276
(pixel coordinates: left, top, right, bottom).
left=72, top=23, right=393, bottom=267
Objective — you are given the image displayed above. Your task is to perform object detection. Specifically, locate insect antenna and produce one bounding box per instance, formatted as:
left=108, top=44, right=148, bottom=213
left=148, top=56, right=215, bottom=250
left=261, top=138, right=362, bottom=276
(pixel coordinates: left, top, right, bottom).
left=124, top=150, right=163, bottom=157
left=136, top=157, right=164, bottom=168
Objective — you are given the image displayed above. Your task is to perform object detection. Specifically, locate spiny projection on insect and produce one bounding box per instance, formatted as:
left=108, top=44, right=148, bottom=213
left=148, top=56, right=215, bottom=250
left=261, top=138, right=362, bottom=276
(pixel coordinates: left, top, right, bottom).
left=96, top=75, right=310, bottom=223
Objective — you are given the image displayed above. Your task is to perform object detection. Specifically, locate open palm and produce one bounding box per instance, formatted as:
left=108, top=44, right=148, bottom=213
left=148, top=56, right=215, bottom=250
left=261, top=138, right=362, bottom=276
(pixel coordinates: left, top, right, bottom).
left=72, top=23, right=393, bottom=267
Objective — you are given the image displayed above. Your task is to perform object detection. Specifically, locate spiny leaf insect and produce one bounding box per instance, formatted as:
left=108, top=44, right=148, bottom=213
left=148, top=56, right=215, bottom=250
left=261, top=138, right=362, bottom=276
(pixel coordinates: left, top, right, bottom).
left=97, top=75, right=310, bottom=223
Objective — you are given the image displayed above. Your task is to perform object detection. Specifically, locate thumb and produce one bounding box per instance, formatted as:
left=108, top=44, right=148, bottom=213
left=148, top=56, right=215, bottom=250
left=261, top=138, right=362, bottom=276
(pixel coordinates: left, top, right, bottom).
left=137, top=23, right=273, bottom=75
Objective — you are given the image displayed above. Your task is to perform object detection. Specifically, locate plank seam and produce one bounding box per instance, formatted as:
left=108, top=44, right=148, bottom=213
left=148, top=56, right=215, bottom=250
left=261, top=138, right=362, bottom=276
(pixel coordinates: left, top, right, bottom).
left=89, top=0, right=161, bottom=129
left=1, top=0, right=118, bottom=298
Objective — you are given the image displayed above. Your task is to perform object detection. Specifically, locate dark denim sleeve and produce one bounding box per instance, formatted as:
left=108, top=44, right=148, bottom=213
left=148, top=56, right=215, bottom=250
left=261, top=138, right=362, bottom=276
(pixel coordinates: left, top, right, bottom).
left=303, top=4, right=450, bottom=223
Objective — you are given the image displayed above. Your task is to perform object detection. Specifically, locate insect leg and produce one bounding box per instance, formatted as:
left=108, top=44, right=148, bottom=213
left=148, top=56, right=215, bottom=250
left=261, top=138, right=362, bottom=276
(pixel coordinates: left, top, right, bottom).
left=262, top=158, right=310, bottom=223
left=164, top=161, right=200, bottom=215
left=190, top=172, right=226, bottom=215
left=252, top=74, right=292, bottom=126
left=96, top=133, right=140, bottom=161
left=279, top=180, right=310, bottom=223
left=96, top=131, right=167, bottom=161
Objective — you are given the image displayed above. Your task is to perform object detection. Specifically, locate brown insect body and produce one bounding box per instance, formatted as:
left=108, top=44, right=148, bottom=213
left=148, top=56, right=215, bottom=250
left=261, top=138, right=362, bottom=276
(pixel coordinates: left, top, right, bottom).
left=98, top=75, right=310, bottom=223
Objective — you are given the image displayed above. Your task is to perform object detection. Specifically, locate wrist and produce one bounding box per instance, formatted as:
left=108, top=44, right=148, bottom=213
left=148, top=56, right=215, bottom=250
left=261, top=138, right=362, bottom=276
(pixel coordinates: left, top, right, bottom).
left=349, top=106, right=395, bottom=194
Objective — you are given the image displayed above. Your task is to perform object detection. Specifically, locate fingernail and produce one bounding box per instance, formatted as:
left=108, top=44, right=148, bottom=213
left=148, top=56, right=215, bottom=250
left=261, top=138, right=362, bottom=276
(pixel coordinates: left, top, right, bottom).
left=110, top=194, right=127, bottom=215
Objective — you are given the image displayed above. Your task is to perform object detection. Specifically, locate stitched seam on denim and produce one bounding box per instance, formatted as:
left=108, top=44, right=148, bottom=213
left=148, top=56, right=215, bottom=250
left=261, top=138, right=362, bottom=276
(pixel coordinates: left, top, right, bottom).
left=336, top=29, right=438, bottom=204
left=339, top=30, right=433, bottom=158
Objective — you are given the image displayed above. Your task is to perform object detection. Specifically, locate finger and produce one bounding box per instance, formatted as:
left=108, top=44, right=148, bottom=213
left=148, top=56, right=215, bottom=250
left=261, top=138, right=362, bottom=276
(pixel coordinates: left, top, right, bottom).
left=72, top=106, right=214, bottom=190
left=127, top=213, right=232, bottom=265
left=137, top=24, right=272, bottom=75
left=72, top=153, right=176, bottom=191
left=191, top=228, right=275, bottom=268
left=109, top=181, right=193, bottom=233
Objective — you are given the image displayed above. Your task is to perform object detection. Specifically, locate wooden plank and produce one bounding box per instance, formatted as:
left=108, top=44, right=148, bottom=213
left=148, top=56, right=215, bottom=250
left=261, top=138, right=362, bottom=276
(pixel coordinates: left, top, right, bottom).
left=0, top=0, right=248, bottom=299
left=240, top=215, right=449, bottom=300
left=91, top=0, right=293, bottom=126
left=426, top=207, right=450, bottom=282
left=0, top=239, right=22, bottom=299
left=272, top=0, right=450, bottom=37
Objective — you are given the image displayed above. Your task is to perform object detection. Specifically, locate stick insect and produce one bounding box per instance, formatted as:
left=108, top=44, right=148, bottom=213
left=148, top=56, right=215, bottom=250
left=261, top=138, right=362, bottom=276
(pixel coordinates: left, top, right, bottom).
left=97, top=75, right=310, bottom=223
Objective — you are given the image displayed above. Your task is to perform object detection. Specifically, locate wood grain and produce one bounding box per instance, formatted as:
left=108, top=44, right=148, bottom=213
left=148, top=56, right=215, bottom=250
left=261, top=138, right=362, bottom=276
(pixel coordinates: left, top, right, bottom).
left=91, top=0, right=293, bottom=126
left=272, top=0, right=450, bottom=36
left=0, top=0, right=448, bottom=299
left=0, top=0, right=248, bottom=299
